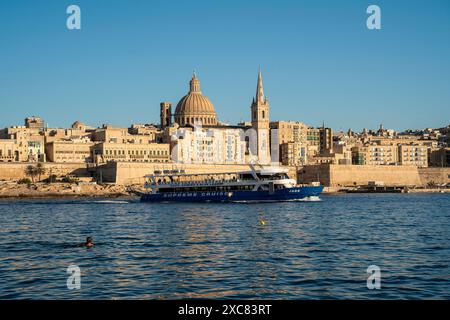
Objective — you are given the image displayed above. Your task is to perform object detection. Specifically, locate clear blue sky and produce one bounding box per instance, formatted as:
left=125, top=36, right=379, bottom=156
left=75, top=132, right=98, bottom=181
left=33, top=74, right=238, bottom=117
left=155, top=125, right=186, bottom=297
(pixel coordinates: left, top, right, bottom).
left=0, top=0, right=449, bottom=131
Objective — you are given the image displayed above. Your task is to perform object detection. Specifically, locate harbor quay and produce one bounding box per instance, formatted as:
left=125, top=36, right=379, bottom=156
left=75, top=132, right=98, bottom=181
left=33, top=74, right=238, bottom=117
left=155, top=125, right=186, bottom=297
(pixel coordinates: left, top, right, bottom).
left=0, top=162, right=449, bottom=195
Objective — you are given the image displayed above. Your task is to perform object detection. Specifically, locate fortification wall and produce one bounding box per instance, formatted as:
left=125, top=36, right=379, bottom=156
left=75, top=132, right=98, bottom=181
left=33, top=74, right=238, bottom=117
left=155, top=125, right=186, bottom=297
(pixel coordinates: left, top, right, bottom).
left=4, top=162, right=446, bottom=187
left=0, top=162, right=90, bottom=181
left=298, top=164, right=331, bottom=186
left=418, top=167, right=450, bottom=185
left=300, top=164, right=422, bottom=187
left=330, top=165, right=421, bottom=187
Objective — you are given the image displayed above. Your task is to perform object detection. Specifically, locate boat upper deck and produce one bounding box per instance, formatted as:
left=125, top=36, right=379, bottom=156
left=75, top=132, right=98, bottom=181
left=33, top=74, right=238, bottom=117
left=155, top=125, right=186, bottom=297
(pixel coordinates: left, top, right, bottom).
left=145, top=171, right=239, bottom=179
left=145, top=165, right=289, bottom=179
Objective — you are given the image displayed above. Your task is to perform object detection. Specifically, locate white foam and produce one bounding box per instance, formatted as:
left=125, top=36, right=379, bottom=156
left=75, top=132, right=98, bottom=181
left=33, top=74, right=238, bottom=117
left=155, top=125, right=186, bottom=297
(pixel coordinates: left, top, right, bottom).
left=295, top=196, right=322, bottom=202
left=93, top=200, right=129, bottom=204
left=230, top=196, right=322, bottom=203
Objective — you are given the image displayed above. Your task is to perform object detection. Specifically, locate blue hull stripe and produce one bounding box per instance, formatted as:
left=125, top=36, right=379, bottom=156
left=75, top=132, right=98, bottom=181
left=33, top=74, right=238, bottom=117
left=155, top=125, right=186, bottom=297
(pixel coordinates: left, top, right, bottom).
left=140, top=186, right=324, bottom=202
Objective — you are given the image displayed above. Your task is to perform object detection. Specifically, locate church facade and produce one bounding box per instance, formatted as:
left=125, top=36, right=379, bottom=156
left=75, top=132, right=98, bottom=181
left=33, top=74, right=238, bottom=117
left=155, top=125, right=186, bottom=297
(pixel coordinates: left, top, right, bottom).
left=161, top=71, right=272, bottom=165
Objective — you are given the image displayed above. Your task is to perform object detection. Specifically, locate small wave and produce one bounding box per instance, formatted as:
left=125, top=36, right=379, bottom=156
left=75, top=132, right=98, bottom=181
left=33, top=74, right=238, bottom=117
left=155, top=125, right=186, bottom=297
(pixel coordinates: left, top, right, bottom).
left=293, top=196, right=322, bottom=202
left=230, top=197, right=322, bottom=203
left=92, top=200, right=129, bottom=204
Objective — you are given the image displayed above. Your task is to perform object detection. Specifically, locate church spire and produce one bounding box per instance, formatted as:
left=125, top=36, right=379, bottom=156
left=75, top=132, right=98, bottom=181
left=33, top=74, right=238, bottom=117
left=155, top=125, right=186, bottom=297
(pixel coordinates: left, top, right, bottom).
left=250, top=68, right=270, bottom=164
left=256, top=68, right=265, bottom=102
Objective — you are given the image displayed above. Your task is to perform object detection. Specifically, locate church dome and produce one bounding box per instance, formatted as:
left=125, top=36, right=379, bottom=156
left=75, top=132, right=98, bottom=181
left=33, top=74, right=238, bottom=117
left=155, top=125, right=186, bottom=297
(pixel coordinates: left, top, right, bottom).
left=174, top=74, right=218, bottom=126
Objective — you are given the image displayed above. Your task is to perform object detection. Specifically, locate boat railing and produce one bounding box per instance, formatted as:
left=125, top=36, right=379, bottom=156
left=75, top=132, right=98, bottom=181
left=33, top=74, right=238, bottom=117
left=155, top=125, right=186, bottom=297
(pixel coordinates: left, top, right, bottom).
left=153, top=179, right=243, bottom=187
left=150, top=177, right=294, bottom=188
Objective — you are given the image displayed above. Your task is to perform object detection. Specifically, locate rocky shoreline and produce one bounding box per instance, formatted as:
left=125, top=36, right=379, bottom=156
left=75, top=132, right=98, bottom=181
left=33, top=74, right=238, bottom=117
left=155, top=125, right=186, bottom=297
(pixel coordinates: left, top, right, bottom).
left=0, top=182, right=143, bottom=199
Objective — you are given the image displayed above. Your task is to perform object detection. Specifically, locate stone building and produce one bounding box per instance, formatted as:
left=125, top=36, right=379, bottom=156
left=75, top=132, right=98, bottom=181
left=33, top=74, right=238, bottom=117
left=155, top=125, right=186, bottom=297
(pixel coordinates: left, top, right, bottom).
left=171, top=126, right=246, bottom=164
left=351, top=146, right=366, bottom=165
left=319, top=126, right=333, bottom=154
left=44, top=121, right=93, bottom=143
left=0, top=126, right=45, bottom=162
left=428, top=147, right=450, bottom=167
left=46, top=140, right=95, bottom=163
left=128, top=124, right=160, bottom=142
left=351, top=143, right=428, bottom=167
left=307, top=128, right=320, bottom=148
left=0, top=139, right=17, bottom=162
left=92, top=124, right=158, bottom=144
left=270, top=121, right=309, bottom=165
left=280, top=142, right=308, bottom=166
left=367, top=145, right=399, bottom=165
left=270, top=121, right=309, bottom=145
left=93, top=142, right=170, bottom=163
left=160, top=102, right=172, bottom=129
left=269, top=121, right=333, bottom=165
left=351, top=145, right=398, bottom=165
left=25, top=116, right=45, bottom=131
left=398, top=144, right=428, bottom=167
left=46, top=140, right=171, bottom=164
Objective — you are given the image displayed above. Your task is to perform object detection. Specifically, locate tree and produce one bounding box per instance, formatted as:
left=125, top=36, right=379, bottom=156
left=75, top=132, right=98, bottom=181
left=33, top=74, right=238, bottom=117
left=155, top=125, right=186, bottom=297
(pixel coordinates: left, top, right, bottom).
left=35, top=163, right=46, bottom=182
left=25, top=165, right=37, bottom=183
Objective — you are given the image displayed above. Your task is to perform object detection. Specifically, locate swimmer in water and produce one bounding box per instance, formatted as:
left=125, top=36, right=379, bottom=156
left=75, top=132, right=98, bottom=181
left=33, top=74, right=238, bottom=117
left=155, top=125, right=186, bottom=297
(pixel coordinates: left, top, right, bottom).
left=79, top=236, right=94, bottom=248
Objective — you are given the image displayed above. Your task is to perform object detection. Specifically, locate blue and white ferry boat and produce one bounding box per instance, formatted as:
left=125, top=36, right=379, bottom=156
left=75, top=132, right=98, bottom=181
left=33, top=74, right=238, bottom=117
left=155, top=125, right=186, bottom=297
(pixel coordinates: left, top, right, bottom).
left=140, top=165, right=323, bottom=203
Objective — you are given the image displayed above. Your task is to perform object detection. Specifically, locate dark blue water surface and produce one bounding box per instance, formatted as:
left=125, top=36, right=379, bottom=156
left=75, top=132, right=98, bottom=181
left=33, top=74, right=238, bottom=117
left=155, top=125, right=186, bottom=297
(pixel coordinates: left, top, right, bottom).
left=0, top=193, right=449, bottom=299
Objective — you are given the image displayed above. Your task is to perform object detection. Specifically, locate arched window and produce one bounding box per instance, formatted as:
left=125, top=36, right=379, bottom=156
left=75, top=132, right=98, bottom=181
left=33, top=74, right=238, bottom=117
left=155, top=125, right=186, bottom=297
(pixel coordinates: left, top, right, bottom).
left=262, top=110, right=265, bottom=119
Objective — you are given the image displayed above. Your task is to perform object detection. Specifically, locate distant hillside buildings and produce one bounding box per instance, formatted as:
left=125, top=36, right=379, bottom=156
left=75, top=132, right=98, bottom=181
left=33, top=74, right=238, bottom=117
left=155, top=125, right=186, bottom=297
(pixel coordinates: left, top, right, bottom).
left=0, top=72, right=449, bottom=168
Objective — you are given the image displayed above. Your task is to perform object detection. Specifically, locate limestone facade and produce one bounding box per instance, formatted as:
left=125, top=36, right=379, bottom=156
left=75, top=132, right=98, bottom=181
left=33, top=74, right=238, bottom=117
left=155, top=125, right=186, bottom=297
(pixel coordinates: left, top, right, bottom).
left=171, top=126, right=246, bottom=164
left=270, top=121, right=334, bottom=165
left=0, top=139, right=17, bottom=162
left=93, top=142, right=170, bottom=163
left=428, top=147, right=450, bottom=167
left=46, top=140, right=95, bottom=163
left=280, top=142, right=308, bottom=166
left=398, top=144, right=428, bottom=167
left=0, top=126, right=45, bottom=162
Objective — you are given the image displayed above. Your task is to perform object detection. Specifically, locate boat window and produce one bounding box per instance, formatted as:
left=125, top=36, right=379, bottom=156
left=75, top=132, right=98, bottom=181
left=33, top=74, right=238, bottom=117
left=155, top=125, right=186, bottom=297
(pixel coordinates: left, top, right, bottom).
left=270, top=173, right=289, bottom=180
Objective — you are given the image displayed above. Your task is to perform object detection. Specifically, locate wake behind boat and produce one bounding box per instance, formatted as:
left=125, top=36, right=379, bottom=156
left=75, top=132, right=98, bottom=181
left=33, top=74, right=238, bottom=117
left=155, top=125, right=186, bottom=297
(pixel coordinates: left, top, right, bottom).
left=140, top=164, right=323, bottom=202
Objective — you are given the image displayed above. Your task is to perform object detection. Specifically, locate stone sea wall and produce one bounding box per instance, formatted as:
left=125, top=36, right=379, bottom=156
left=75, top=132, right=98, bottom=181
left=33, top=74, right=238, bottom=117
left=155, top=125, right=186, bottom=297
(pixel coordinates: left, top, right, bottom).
left=300, top=164, right=450, bottom=187
left=418, top=167, right=450, bottom=185
left=0, top=162, right=90, bottom=180
left=1, top=162, right=448, bottom=187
